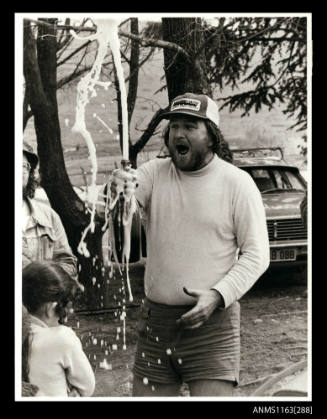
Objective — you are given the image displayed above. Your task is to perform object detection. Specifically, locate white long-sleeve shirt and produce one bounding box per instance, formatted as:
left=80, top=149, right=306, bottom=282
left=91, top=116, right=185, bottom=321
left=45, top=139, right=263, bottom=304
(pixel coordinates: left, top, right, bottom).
left=136, top=155, right=270, bottom=307
left=28, top=316, right=95, bottom=397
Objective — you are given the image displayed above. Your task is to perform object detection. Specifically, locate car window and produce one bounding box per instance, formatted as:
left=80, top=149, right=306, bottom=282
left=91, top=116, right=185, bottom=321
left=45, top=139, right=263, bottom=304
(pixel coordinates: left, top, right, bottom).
left=249, top=169, right=275, bottom=191
left=281, top=170, right=306, bottom=190
left=246, top=168, right=306, bottom=192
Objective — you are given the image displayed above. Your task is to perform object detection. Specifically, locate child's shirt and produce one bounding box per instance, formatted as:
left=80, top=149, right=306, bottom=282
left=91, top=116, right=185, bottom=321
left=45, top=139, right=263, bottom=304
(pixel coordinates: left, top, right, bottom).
left=28, top=315, right=95, bottom=397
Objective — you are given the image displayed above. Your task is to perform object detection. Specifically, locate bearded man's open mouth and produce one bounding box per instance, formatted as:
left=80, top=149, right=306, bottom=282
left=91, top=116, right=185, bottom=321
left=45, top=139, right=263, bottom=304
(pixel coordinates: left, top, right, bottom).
left=175, top=143, right=190, bottom=155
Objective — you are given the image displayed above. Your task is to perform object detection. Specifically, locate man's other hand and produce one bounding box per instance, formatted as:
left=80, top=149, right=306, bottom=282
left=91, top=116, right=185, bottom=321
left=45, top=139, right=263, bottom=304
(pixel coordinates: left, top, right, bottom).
left=176, top=287, right=223, bottom=329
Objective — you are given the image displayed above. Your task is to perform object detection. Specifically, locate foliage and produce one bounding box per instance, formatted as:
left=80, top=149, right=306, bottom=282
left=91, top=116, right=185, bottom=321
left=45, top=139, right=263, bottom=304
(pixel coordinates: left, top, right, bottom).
left=298, top=134, right=307, bottom=163
left=140, top=21, right=162, bottom=39
left=201, top=17, right=307, bottom=131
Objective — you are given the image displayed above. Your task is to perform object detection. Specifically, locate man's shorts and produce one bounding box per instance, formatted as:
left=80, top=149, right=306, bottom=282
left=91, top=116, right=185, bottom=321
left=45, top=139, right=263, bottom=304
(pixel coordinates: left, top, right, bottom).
left=133, top=297, right=240, bottom=385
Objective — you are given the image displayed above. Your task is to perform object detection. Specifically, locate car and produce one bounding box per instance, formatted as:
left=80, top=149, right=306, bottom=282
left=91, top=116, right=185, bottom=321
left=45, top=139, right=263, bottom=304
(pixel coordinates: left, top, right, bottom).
left=231, top=147, right=307, bottom=270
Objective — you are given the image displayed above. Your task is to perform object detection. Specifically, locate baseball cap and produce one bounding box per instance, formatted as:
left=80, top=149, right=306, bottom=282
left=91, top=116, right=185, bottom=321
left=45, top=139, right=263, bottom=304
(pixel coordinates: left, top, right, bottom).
left=161, top=92, right=220, bottom=128
left=23, top=141, right=38, bottom=169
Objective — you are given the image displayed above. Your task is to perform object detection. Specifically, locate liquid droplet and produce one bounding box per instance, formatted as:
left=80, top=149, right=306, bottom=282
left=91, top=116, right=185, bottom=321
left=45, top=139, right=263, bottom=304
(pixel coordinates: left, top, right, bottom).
left=99, top=358, right=112, bottom=370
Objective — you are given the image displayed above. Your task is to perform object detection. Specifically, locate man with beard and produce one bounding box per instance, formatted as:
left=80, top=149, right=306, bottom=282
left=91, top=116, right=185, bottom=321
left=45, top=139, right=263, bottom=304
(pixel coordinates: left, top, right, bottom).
left=107, top=93, right=270, bottom=397
left=22, top=141, right=78, bottom=396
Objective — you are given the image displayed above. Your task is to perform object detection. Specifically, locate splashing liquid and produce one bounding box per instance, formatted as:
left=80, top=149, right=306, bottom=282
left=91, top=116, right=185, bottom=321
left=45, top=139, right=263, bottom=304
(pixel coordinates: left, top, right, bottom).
left=71, top=20, right=136, bottom=364
left=72, top=18, right=135, bottom=293
left=71, top=20, right=113, bottom=258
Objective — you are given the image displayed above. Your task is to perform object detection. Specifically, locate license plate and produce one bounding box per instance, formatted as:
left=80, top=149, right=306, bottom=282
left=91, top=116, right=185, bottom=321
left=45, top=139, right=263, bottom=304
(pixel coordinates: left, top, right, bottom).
left=270, top=248, right=297, bottom=261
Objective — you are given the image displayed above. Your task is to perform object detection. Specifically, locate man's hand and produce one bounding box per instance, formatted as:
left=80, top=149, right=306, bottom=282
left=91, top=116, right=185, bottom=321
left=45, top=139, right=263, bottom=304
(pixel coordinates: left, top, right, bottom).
left=176, top=287, right=224, bottom=329
left=110, top=166, right=138, bottom=201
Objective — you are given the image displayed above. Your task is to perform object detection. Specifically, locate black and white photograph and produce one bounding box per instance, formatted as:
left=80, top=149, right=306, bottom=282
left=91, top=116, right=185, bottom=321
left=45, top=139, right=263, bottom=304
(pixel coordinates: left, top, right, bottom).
left=15, top=12, right=311, bottom=403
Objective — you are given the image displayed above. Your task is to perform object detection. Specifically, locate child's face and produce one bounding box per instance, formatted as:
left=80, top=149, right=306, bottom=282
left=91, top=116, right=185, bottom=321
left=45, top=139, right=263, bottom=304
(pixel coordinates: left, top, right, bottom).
left=47, top=302, right=61, bottom=327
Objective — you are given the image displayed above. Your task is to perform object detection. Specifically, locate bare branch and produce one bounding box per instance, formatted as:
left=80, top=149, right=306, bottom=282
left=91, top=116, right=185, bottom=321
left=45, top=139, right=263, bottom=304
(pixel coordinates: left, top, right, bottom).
left=57, top=40, right=92, bottom=67
left=132, top=107, right=168, bottom=155
left=57, top=65, right=93, bottom=89
left=25, top=18, right=96, bottom=32
left=119, top=49, right=131, bottom=65
left=57, top=18, right=71, bottom=50
left=119, top=30, right=191, bottom=61
left=124, top=47, right=155, bottom=84
left=25, top=17, right=191, bottom=61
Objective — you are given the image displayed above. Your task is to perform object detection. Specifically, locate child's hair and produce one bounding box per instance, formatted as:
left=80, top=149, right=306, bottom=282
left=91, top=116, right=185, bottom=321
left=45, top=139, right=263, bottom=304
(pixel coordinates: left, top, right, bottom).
left=22, top=260, right=80, bottom=382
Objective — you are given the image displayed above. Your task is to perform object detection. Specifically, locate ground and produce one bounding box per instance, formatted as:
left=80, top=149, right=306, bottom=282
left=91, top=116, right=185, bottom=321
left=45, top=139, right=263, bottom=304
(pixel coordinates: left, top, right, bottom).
left=67, top=263, right=308, bottom=398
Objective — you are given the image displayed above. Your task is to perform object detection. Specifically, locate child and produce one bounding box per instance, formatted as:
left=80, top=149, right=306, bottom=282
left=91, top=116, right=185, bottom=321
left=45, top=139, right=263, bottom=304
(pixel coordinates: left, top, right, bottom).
left=22, top=260, right=95, bottom=397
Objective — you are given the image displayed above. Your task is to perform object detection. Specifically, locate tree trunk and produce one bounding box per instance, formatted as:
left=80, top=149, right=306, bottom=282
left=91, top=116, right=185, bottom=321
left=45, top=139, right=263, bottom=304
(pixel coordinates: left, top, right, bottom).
left=161, top=18, right=233, bottom=163
left=127, top=18, right=140, bottom=126
left=23, top=85, right=32, bottom=131
left=162, top=17, right=212, bottom=101
left=23, top=19, right=108, bottom=310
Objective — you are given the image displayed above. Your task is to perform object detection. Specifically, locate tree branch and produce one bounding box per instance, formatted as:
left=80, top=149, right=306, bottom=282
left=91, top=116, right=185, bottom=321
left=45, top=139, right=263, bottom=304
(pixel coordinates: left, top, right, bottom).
left=57, top=39, right=92, bottom=67
left=25, top=18, right=95, bottom=32
left=57, top=66, right=92, bottom=89
left=24, top=18, right=191, bottom=61
left=131, top=107, right=168, bottom=155
left=195, top=18, right=234, bottom=58
left=119, top=30, right=191, bottom=61
left=124, top=47, right=155, bottom=83
left=56, top=19, right=73, bottom=52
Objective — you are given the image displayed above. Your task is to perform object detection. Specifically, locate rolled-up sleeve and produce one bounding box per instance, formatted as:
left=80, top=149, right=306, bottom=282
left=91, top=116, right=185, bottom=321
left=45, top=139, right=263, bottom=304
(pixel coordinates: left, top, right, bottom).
left=212, top=174, right=270, bottom=308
